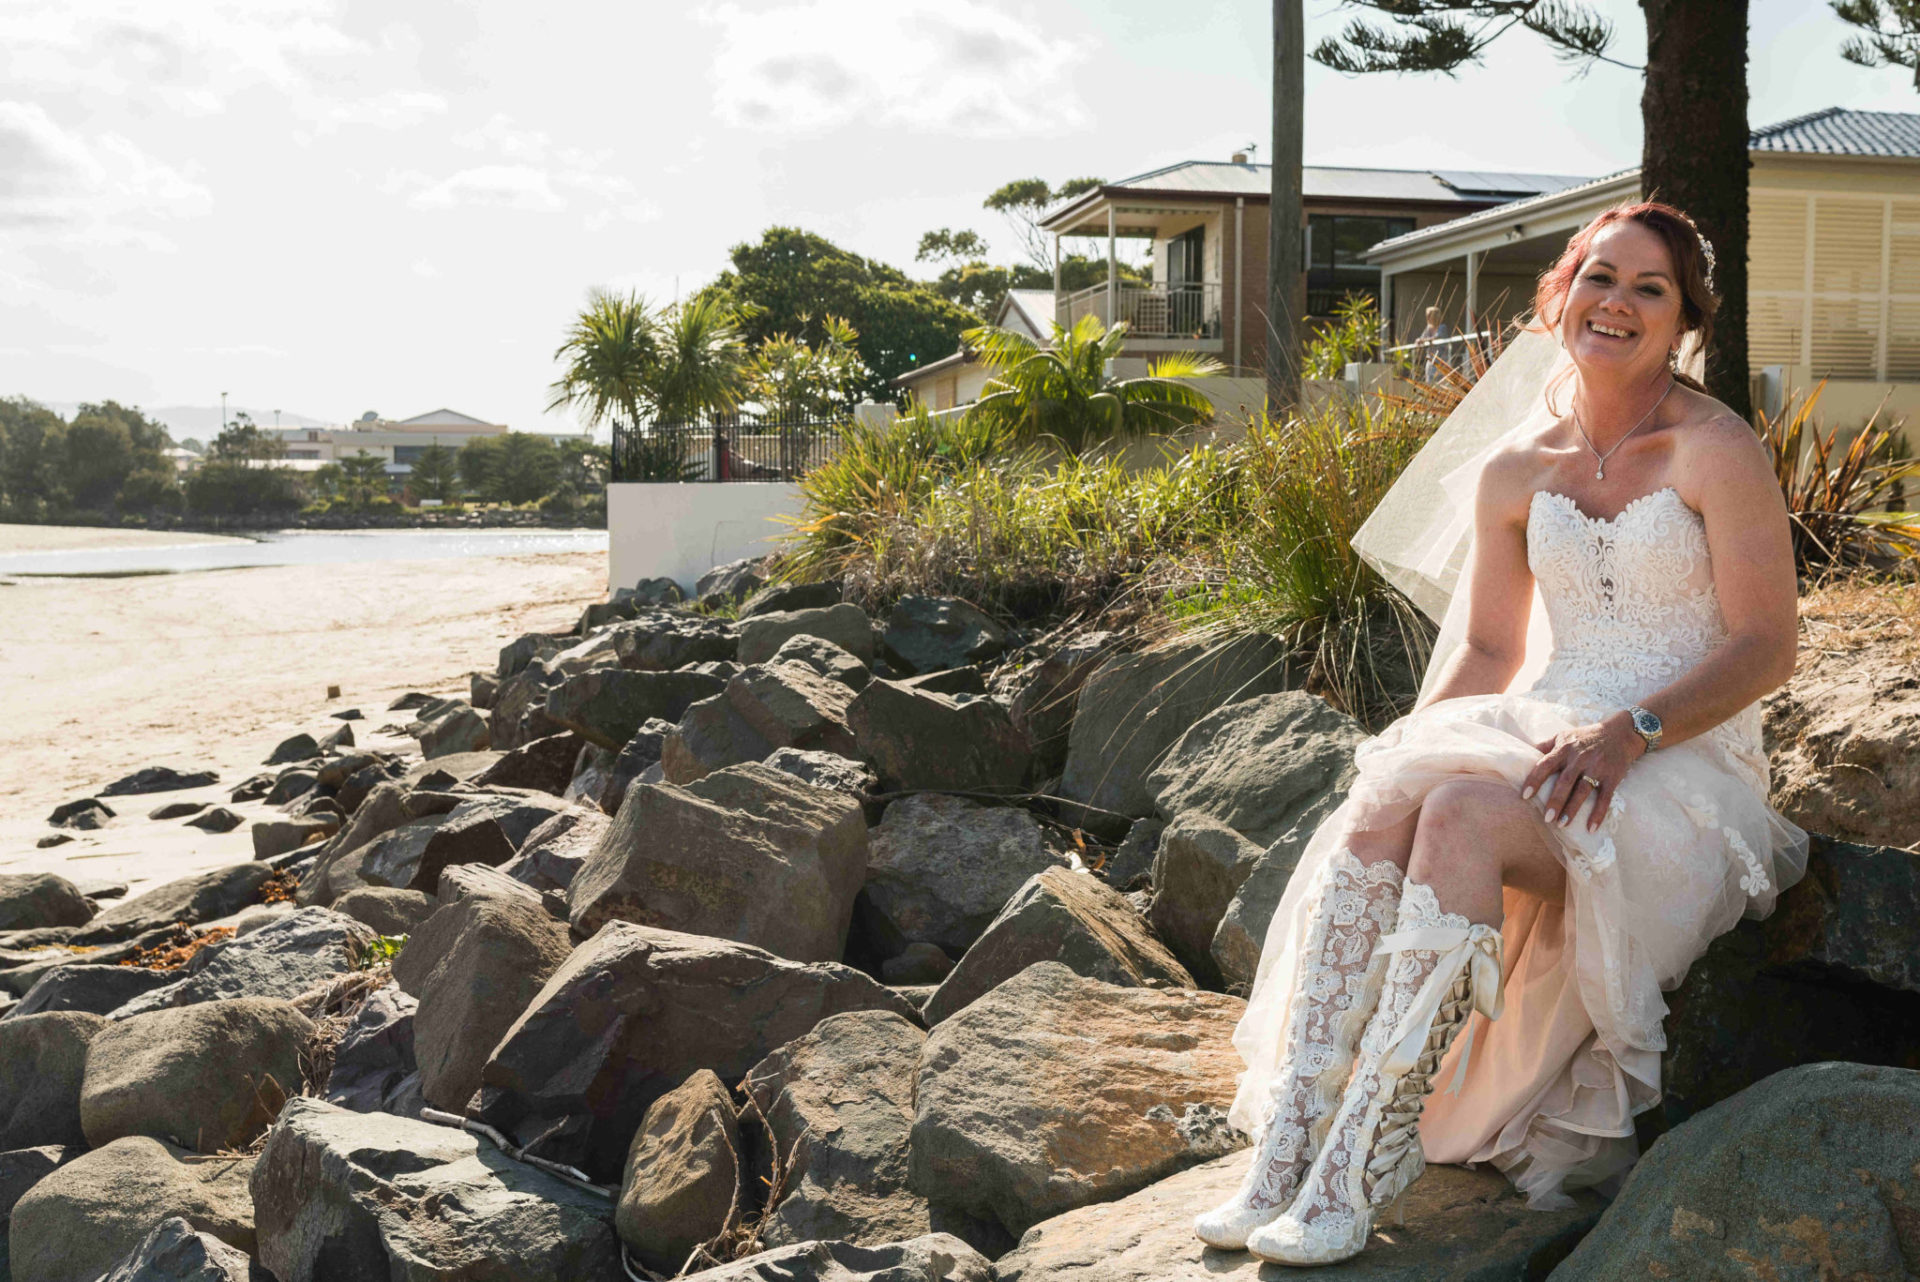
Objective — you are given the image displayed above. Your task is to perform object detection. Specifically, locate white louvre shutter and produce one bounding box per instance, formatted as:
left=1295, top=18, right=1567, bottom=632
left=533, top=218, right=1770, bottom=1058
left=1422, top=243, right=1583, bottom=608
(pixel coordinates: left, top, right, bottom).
left=1810, top=298, right=1881, bottom=380
left=1888, top=302, right=1920, bottom=382
left=1748, top=296, right=1805, bottom=370
left=1812, top=198, right=1884, bottom=295
left=1748, top=193, right=1808, bottom=293
left=1890, top=200, right=1920, bottom=297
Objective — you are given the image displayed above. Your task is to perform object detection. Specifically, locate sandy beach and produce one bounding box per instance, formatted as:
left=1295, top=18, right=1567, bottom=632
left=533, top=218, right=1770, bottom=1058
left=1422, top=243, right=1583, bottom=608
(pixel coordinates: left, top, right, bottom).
left=0, top=524, right=605, bottom=898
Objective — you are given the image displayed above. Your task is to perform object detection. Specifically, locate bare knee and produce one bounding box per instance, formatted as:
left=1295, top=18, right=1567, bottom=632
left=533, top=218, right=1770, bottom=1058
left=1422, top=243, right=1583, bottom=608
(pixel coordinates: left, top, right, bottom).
left=1409, top=781, right=1519, bottom=882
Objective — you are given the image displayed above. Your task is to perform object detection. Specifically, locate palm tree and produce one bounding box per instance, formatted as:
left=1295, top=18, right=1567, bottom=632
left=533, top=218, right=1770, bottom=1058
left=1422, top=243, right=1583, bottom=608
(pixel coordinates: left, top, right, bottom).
left=546, top=290, right=661, bottom=431
left=963, top=313, right=1225, bottom=451
left=649, top=296, right=751, bottom=423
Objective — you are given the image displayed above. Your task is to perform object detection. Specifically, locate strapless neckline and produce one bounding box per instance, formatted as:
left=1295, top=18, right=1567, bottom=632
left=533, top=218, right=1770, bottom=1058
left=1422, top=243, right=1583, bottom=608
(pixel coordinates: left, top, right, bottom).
left=1530, top=486, right=1689, bottom=528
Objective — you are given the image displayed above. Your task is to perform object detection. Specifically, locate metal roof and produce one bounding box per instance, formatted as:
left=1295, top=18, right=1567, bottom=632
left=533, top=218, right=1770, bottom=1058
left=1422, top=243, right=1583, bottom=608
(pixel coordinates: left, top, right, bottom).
left=1750, top=107, right=1920, bottom=158
left=1368, top=168, right=1639, bottom=258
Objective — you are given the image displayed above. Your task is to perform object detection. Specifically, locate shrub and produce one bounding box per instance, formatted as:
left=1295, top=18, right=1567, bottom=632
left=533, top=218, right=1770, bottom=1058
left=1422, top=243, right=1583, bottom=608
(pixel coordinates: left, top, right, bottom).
left=185, top=461, right=302, bottom=517
left=1759, top=383, right=1920, bottom=575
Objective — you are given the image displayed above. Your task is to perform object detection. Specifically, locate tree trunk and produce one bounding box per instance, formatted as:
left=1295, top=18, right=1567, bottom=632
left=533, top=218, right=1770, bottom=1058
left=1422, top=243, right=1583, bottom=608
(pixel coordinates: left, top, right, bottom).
left=1640, top=0, right=1750, bottom=419
left=1268, top=0, right=1305, bottom=412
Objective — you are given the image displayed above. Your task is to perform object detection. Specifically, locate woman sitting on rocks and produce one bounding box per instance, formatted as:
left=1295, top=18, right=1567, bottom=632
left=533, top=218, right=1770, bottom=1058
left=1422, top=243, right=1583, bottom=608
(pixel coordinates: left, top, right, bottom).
left=1195, top=202, right=1808, bottom=1266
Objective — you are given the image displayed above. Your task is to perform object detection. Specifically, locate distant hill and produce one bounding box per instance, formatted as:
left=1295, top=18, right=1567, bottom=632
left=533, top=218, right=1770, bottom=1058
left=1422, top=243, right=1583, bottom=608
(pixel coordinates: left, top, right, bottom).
left=38, top=403, right=331, bottom=438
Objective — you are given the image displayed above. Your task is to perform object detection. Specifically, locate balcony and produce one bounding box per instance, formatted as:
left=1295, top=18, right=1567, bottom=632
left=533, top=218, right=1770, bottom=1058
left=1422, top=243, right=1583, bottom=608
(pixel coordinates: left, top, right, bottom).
left=1057, top=281, right=1222, bottom=342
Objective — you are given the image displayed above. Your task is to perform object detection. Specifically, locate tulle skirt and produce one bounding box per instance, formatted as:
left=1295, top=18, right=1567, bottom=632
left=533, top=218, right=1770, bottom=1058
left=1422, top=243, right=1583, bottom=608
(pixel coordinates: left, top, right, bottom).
left=1226, top=686, right=1808, bottom=1209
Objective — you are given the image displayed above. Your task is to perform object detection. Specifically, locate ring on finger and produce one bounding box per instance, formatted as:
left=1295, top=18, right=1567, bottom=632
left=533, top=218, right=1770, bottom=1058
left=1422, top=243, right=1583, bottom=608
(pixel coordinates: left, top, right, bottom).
left=1581, top=774, right=1602, bottom=789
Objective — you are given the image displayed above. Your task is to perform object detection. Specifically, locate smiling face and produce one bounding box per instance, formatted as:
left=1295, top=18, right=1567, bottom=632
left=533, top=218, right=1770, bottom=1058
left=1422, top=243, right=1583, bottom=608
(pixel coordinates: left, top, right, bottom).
left=1560, top=221, right=1687, bottom=380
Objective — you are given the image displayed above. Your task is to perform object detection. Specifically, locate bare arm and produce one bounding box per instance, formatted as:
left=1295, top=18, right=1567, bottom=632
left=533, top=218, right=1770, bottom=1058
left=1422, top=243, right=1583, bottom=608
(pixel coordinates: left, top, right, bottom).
left=1419, top=452, right=1536, bottom=707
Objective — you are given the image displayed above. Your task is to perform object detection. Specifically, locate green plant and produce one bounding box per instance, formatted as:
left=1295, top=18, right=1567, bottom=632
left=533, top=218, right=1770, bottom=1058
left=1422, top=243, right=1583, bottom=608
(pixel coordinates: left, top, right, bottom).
left=337, top=451, right=389, bottom=507
left=744, top=315, right=870, bottom=420
left=1759, top=382, right=1920, bottom=574
left=1301, top=292, right=1381, bottom=380
left=357, top=935, right=406, bottom=969
left=620, top=429, right=703, bottom=482
left=548, top=289, right=661, bottom=431
left=965, top=313, right=1224, bottom=452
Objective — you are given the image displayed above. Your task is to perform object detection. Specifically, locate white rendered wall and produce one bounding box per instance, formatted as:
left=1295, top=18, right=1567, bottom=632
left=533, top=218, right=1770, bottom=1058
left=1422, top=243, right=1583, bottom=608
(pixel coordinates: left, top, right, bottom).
left=607, top=482, right=804, bottom=595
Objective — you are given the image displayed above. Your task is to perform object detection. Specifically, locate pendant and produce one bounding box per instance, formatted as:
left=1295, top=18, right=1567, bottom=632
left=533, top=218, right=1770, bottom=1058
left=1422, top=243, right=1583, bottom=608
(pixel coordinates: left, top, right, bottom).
left=1595, top=466, right=1605, bottom=480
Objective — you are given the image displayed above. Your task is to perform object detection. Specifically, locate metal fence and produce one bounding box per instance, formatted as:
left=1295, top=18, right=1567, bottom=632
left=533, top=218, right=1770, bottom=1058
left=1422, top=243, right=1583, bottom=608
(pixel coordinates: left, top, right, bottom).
left=611, top=415, right=847, bottom=483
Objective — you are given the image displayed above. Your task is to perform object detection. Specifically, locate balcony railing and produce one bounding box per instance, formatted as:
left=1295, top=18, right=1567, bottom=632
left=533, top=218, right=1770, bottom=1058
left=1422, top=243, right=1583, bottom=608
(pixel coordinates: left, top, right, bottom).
left=611, top=414, right=846, bottom=483
left=1057, top=281, right=1222, bottom=340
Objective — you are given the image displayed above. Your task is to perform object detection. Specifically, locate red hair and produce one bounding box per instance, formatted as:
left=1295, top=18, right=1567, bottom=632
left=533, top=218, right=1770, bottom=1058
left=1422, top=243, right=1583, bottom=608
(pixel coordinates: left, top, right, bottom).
left=1531, top=201, right=1718, bottom=392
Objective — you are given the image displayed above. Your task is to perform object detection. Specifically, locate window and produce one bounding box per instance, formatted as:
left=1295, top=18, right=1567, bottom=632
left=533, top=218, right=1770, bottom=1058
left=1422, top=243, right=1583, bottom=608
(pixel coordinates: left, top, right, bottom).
left=1751, top=191, right=1920, bottom=380
left=392, top=445, right=432, bottom=465
left=1307, top=214, right=1414, bottom=317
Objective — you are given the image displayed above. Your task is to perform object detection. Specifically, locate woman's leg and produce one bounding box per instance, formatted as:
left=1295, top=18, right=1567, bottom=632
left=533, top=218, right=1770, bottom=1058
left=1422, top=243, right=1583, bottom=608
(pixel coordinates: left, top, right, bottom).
left=1406, top=779, right=1567, bottom=922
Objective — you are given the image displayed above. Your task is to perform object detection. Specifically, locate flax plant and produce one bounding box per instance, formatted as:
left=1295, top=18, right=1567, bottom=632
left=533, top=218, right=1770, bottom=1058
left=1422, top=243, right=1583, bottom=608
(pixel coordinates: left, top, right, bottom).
left=1759, top=382, right=1920, bottom=575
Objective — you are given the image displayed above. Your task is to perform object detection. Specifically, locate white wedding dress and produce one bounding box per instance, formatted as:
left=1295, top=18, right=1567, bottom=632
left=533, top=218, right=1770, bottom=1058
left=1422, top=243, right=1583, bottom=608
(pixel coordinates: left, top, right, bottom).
left=1229, top=483, right=1808, bottom=1210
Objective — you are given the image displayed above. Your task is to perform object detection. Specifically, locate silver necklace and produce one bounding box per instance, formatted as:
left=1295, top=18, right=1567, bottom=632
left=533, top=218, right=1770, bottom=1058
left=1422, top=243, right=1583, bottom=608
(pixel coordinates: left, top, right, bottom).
left=1571, top=377, right=1674, bottom=480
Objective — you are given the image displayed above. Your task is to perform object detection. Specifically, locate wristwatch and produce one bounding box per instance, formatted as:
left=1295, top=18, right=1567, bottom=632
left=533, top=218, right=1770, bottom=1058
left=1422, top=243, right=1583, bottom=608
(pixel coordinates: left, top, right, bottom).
left=1625, top=705, right=1663, bottom=752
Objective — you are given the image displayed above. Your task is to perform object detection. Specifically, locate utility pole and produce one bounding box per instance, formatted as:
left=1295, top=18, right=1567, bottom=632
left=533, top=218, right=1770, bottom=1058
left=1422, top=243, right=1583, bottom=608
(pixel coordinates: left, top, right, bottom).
left=1267, top=0, right=1304, bottom=413
left=220, top=391, right=229, bottom=433
left=273, top=408, right=281, bottom=428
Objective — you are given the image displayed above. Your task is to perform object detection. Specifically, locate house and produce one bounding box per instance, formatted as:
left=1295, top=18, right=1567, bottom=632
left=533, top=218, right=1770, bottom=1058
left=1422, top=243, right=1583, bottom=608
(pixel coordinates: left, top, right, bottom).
left=274, top=408, right=515, bottom=475
left=1366, top=107, right=1920, bottom=425
left=896, top=290, right=1055, bottom=409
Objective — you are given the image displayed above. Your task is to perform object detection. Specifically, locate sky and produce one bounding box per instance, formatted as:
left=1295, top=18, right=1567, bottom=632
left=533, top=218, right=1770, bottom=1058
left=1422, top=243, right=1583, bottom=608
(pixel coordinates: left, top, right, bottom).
left=1, top=0, right=1912, bottom=436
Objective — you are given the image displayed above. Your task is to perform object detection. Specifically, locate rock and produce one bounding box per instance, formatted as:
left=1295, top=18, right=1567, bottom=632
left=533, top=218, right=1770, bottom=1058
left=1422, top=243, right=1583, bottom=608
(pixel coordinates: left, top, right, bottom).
left=97, top=1215, right=259, bottom=1282
left=620, top=575, right=687, bottom=606
left=881, top=596, right=1008, bottom=675
left=772, top=633, right=872, bottom=691
left=332, top=707, right=362, bottom=720
left=186, top=807, right=244, bottom=834
left=317, top=722, right=355, bottom=752
left=726, top=662, right=859, bottom=758
left=1145, top=691, right=1364, bottom=848
left=391, top=895, right=572, bottom=1113
left=12, top=964, right=177, bottom=1019
left=764, top=747, right=878, bottom=797
left=683, top=1235, right=993, bottom=1282
left=564, top=742, right=617, bottom=808
left=738, top=603, right=876, bottom=666
left=490, top=659, right=568, bottom=751
left=616, top=1069, right=741, bottom=1274
left=388, top=691, right=433, bottom=711
left=1104, top=818, right=1162, bottom=891
left=263, top=733, right=318, bottom=765
left=0, top=1145, right=68, bottom=1225
left=0, top=1012, right=104, bottom=1148
left=436, top=863, right=548, bottom=909
left=1060, top=637, right=1295, bottom=820
left=474, top=731, right=582, bottom=796
left=249, top=817, right=337, bottom=860
left=902, top=668, right=987, bottom=697
left=262, top=768, right=315, bottom=806
left=500, top=809, right=609, bottom=894
left=881, top=942, right=954, bottom=986
left=0, top=875, right=98, bottom=933
left=997, top=1152, right=1602, bottom=1282
left=331, top=887, right=435, bottom=937
left=612, top=611, right=737, bottom=671
left=924, top=869, right=1192, bottom=1026
left=745, top=1010, right=929, bottom=1246
left=471, top=670, right=499, bottom=710
left=100, top=768, right=220, bottom=797
left=35, top=833, right=73, bottom=849
left=499, top=632, right=565, bottom=680
left=860, top=794, right=1069, bottom=958
left=475, top=922, right=920, bottom=1181
left=1555, top=1061, right=1920, bottom=1282
left=740, top=580, right=841, bottom=619
left=1212, top=840, right=1315, bottom=995
left=418, top=704, right=490, bottom=759
left=569, top=763, right=869, bottom=962
left=602, top=718, right=675, bottom=813
left=80, top=998, right=313, bottom=1153
left=75, top=878, right=129, bottom=901
left=695, top=556, right=769, bottom=608
left=1001, top=632, right=1119, bottom=778
left=49, top=797, right=114, bottom=830
left=1148, top=814, right=1264, bottom=989
left=9, top=1138, right=256, bottom=1282
left=910, top=962, right=1246, bottom=1239
left=661, top=692, right=776, bottom=784
left=251, top=1098, right=620, bottom=1282
left=149, top=801, right=208, bottom=820
left=846, top=681, right=1033, bottom=793
left=545, top=668, right=726, bottom=750
left=227, top=775, right=272, bottom=803
left=403, top=751, right=500, bottom=787
left=348, top=807, right=516, bottom=896
left=448, top=792, right=572, bottom=848
left=321, top=985, right=419, bottom=1116
left=112, top=908, right=374, bottom=1015
left=71, top=865, right=275, bottom=946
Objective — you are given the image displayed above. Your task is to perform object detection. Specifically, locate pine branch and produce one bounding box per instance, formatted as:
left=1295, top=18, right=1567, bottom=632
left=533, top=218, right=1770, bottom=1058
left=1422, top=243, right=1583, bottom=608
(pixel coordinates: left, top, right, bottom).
left=1310, top=0, right=1637, bottom=77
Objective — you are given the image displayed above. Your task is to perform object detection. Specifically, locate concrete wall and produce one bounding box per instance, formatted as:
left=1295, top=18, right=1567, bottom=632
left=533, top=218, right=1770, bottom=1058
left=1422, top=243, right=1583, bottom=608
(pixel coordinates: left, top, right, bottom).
left=607, top=482, right=804, bottom=595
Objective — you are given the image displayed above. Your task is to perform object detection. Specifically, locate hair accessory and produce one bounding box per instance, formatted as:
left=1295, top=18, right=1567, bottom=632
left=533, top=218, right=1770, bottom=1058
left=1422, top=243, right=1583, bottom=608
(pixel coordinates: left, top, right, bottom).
left=1674, top=211, right=1717, bottom=294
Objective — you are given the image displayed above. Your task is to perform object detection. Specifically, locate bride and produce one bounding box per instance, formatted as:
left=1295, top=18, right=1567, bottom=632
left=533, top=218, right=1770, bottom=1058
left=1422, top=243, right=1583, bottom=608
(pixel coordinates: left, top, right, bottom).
left=1194, top=201, right=1808, bottom=1265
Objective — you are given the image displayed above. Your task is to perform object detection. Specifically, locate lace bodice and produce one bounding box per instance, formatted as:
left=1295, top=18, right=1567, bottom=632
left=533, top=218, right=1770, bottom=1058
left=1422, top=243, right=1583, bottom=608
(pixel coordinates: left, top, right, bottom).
left=1525, top=486, right=1761, bottom=762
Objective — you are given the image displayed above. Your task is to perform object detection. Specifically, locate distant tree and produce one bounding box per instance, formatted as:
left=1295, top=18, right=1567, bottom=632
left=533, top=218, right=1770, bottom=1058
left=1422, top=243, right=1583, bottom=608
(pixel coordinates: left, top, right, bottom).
left=185, top=462, right=301, bottom=516
left=548, top=290, right=661, bottom=432
left=0, top=397, right=70, bottom=510
left=1833, top=1, right=1920, bottom=87
left=984, top=177, right=1104, bottom=272
left=647, top=296, right=751, bottom=422
left=916, top=228, right=993, bottom=266
left=310, top=463, right=343, bottom=502
left=118, top=468, right=184, bottom=515
left=337, top=451, right=389, bottom=507
left=60, top=401, right=171, bottom=510
left=459, top=433, right=561, bottom=504
left=409, top=443, right=459, bottom=501
left=208, top=415, right=287, bottom=462
left=557, top=438, right=610, bottom=490
left=744, top=315, right=871, bottom=419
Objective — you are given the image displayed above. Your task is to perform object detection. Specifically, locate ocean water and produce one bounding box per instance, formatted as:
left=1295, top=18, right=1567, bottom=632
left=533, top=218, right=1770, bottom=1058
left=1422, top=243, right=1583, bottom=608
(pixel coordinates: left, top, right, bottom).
left=0, top=527, right=609, bottom=577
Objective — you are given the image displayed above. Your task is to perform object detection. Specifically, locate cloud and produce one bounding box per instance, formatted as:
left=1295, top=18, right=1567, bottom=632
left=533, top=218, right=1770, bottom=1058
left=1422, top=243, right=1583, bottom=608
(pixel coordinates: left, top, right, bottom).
left=700, top=0, right=1091, bottom=136
left=411, top=258, right=438, bottom=278
left=407, top=114, right=658, bottom=224
left=0, top=100, right=211, bottom=235
left=320, top=89, right=447, bottom=130
left=408, top=165, right=567, bottom=213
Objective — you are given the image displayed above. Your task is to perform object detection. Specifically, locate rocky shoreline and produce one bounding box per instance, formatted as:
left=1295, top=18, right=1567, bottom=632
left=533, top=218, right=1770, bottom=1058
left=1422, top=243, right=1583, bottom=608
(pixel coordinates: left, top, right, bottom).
left=7, top=556, right=1920, bottom=1280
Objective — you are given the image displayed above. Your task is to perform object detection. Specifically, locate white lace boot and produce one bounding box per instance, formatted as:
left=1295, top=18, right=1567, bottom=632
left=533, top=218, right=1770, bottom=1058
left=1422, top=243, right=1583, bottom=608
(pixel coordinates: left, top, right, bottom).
left=1192, top=849, right=1404, bottom=1250
left=1245, top=879, right=1505, bottom=1266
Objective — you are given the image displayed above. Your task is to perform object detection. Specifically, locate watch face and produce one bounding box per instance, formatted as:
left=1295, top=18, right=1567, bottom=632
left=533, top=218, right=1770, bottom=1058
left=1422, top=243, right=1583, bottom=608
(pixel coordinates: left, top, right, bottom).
left=1632, top=708, right=1661, bottom=736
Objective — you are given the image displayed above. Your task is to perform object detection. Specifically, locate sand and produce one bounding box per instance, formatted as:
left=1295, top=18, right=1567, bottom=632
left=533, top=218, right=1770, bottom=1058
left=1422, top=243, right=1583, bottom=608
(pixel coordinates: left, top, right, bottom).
left=0, top=522, right=250, bottom=553
left=0, top=533, right=605, bottom=899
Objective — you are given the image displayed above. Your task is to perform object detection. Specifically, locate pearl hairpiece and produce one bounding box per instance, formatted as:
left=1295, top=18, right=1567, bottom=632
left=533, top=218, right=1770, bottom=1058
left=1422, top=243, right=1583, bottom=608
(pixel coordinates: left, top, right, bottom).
left=1673, top=210, right=1717, bottom=294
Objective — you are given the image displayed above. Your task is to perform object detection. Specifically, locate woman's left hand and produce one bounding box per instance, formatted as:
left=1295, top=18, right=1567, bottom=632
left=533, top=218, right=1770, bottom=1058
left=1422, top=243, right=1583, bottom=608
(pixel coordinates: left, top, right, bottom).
left=1522, top=712, right=1647, bottom=832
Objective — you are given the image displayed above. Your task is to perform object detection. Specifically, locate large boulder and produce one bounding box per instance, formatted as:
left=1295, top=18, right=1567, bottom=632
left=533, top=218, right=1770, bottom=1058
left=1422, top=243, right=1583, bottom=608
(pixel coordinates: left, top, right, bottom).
left=1004, top=632, right=1118, bottom=778
left=1059, top=637, right=1294, bottom=820
left=474, top=731, right=583, bottom=796
left=112, top=908, right=375, bottom=1015
left=847, top=681, right=1032, bottom=794
left=601, top=718, right=675, bottom=813
left=0, top=875, right=98, bottom=933
left=13, top=964, right=176, bottom=1019
left=860, top=794, right=1069, bottom=960
left=80, top=998, right=313, bottom=1153
left=881, top=596, right=1008, bottom=675
left=331, top=887, right=437, bottom=937
left=744, top=1010, right=929, bottom=1247
left=739, top=580, right=841, bottom=619
left=417, top=705, right=489, bottom=759
left=500, top=632, right=565, bottom=680
left=996, top=1153, right=1602, bottom=1282
left=737, top=603, right=876, bottom=666
left=321, top=985, right=420, bottom=1117
left=772, top=634, right=871, bottom=691
left=339, top=807, right=517, bottom=898
left=474, top=922, right=920, bottom=1182
left=569, top=763, right=869, bottom=962
left=1554, top=1061, right=1920, bottom=1281
left=612, top=612, right=737, bottom=671
left=1144, top=691, right=1363, bottom=848
left=71, top=865, right=275, bottom=946
left=99, top=767, right=220, bottom=797
left=663, top=664, right=859, bottom=785
left=619, top=576, right=687, bottom=607
left=923, top=869, right=1192, bottom=1026
left=500, top=809, right=609, bottom=895
left=909, top=962, right=1245, bottom=1240
left=0, top=1012, right=105, bottom=1148
left=696, top=556, right=769, bottom=609
left=545, top=668, right=726, bottom=750
left=0, top=1145, right=69, bottom=1225
left=616, top=1069, right=741, bottom=1275
left=250, top=1097, right=620, bottom=1282
left=661, top=692, right=775, bottom=784
left=680, top=1235, right=992, bottom=1282
left=764, top=747, right=877, bottom=797
left=490, top=658, right=568, bottom=751
left=96, top=1215, right=259, bottom=1282
left=1147, top=814, right=1264, bottom=990
left=9, top=1138, right=256, bottom=1282
left=390, top=895, right=573, bottom=1113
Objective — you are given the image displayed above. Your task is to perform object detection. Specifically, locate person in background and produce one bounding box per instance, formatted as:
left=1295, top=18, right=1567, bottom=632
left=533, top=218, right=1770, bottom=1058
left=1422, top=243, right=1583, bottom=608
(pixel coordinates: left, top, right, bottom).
left=1417, top=305, right=1458, bottom=381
